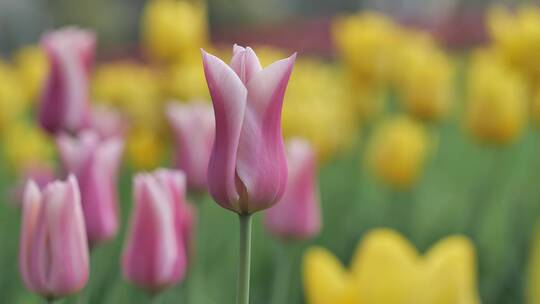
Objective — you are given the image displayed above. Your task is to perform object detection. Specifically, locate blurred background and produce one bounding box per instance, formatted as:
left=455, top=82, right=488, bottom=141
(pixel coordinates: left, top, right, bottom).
left=2, top=0, right=540, bottom=303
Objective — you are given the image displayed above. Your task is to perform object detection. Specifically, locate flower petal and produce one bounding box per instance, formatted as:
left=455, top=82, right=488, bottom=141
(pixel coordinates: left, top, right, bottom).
left=235, top=53, right=296, bottom=212
left=202, top=49, right=247, bottom=211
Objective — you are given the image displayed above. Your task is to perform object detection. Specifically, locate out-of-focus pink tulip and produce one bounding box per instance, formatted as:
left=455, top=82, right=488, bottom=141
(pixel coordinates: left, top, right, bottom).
left=90, top=105, right=128, bottom=140
left=39, top=27, right=95, bottom=134
left=19, top=175, right=89, bottom=299
left=56, top=130, right=124, bottom=244
left=166, top=102, right=215, bottom=192
left=122, top=169, right=193, bottom=292
left=264, top=139, right=321, bottom=240
left=201, top=45, right=296, bottom=214
left=11, top=164, right=56, bottom=206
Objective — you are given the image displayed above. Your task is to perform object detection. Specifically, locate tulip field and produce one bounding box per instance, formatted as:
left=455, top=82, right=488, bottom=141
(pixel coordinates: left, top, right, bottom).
left=4, top=1, right=540, bottom=304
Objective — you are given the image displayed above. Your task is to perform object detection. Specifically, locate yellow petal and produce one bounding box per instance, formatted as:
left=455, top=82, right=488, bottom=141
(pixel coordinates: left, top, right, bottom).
left=303, top=247, right=357, bottom=304
left=351, top=228, right=421, bottom=304
left=419, top=236, right=480, bottom=304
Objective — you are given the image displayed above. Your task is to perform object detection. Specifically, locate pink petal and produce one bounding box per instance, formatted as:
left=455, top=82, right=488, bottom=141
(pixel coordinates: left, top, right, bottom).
left=230, top=45, right=262, bottom=84
left=19, top=181, right=43, bottom=292
left=166, top=103, right=215, bottom=191
left=202, top=50, right=247, bottom=211
left=264, top=139, right=321, bottom=240
left=235, top=53, right=296, bottom=213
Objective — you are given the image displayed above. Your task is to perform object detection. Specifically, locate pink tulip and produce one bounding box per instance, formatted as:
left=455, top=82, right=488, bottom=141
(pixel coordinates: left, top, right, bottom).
left=90, top=105, right=128, bottom=140
left=201, top=45, right=296, bottom=214
left=264, top=139, right=321, bottom=240
left=19, top=175, right=89, bottom=299
left=56, top=130, right=124, bottom=244
left=39, top=27, right=95, bottom=134
left=166, top=102, right=215, bottom=192
left=122, top=169, right=193, bottom=292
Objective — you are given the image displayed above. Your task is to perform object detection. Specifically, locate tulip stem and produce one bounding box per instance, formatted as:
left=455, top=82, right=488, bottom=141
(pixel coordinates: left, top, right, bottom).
left=270, top=242, right=291, bottom=304
left=237, top=214, right=252, bottom=304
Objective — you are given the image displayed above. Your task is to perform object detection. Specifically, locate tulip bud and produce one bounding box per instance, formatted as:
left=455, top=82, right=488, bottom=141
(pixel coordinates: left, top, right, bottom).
left=122, top=169, right=193, bottom=292
left=56, top=130, right=124, bottom=244
left=166, top=102, right=215, bottom=192
left=201, top=45, right=296, bottom=214
left=19, top=176, right=89, bottom=299
left=465, top=50, right=527, bottom=145
left=264, top=139, right=321, bottom=240
left=39, top=27, right=95, bottom=134
left=366, top=116, right=429, bottom=189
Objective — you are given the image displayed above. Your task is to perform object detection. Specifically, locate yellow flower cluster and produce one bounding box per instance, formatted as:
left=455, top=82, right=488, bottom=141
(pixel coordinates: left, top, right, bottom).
left=0, top=61, right=26, bottom=132
left=141, top=0, right=208, bottom=65
left=282, top=58, right=359, bottom=162
left=0, top=47, right=54, bottom=174
left=488, top=6, right=540, bottom=84
left=333, top=12, right=453, bottom=123
left=303, top=228, right=480, bottom=304
left=465, top=50, right=528, bottom=145
left=366, top=116, right=429, bottom=189
left=394, top=32, right=453, bottom=122
left=2, top=121, right=55, bottom=173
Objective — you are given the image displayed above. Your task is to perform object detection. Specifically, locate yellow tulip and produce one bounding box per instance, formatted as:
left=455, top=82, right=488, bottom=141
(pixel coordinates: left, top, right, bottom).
left=141, top=0, right=208, bottom=64
left=488, top=5, right=540, bottom=83
left=126, top=127, right=166, bottom=170
left=92, top=62, right=163, bottom=130
left=303, top=228, right=480, bottom=304
left=13, top=46, right=48, bottom=103
left=303, top=248, right=357, bottom=304
left=366, top=116, right=429, bottom=189
left=161, top=61, right=210, bottom=101
left=394, top=33, right=453, bottom=122
left=0, top=61, right=26, bottom=131
left=2, top=120, right=54, bottom=172
left=351, top=229, right=420, bottom=304
left=333, top=12, right=398, bottom=87
left=282, top=58, right=358, bottom=162
left=465, top=50, right=527, bottom=145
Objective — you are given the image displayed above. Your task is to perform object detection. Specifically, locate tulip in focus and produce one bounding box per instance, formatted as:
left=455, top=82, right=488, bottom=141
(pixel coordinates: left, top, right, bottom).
left=264, top=138, right=321, bottom=240
left=166, top=102, right=215, bottom=192
left=303, top=228, right=480, bottom=304
left=366, top=116, right=429, bottom=189
left=202, top=44, right=296, bottom=214
left=465, top=51, right=527, bottom=145
left=57, top=130, right=124, bottom=244
left=122, top=169, right=194, bottom=292
left=19, top=176, right=89, bottom=299
left=39, top=27, right=95, bottom=134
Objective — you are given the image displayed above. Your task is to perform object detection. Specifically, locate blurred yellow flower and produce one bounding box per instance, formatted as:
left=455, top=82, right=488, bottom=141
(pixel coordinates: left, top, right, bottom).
left=465, top=50, right=527, bottom=145
left=92, top=62, right=164, bottom=130
left=282, top=58, right=358, bottom=161
left=126, top=127, right=167, bottom=170
left=13, top=46, right=48, bottom=103
left=333, top=12, right=398, bottom=87
left=488, top=5, right=540, bottom=83
left=2, top=120, right=54, bottom=172
left=394, top=33, right=453, bottom=122
left=0, top=61, right=26, bottom=131
left=141, top=0, right=208, bottom=64
left=162, top=61, right=209, bottom=101
left=303, top=228, right=480, bottom=304
left=366, top=116, right=429, bottom=189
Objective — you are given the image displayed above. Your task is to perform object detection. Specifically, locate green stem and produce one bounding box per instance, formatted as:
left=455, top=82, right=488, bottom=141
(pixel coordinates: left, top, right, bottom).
left=237, top=214, right=252, bottom=304
left=270, top=242, right=291, bottom=304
